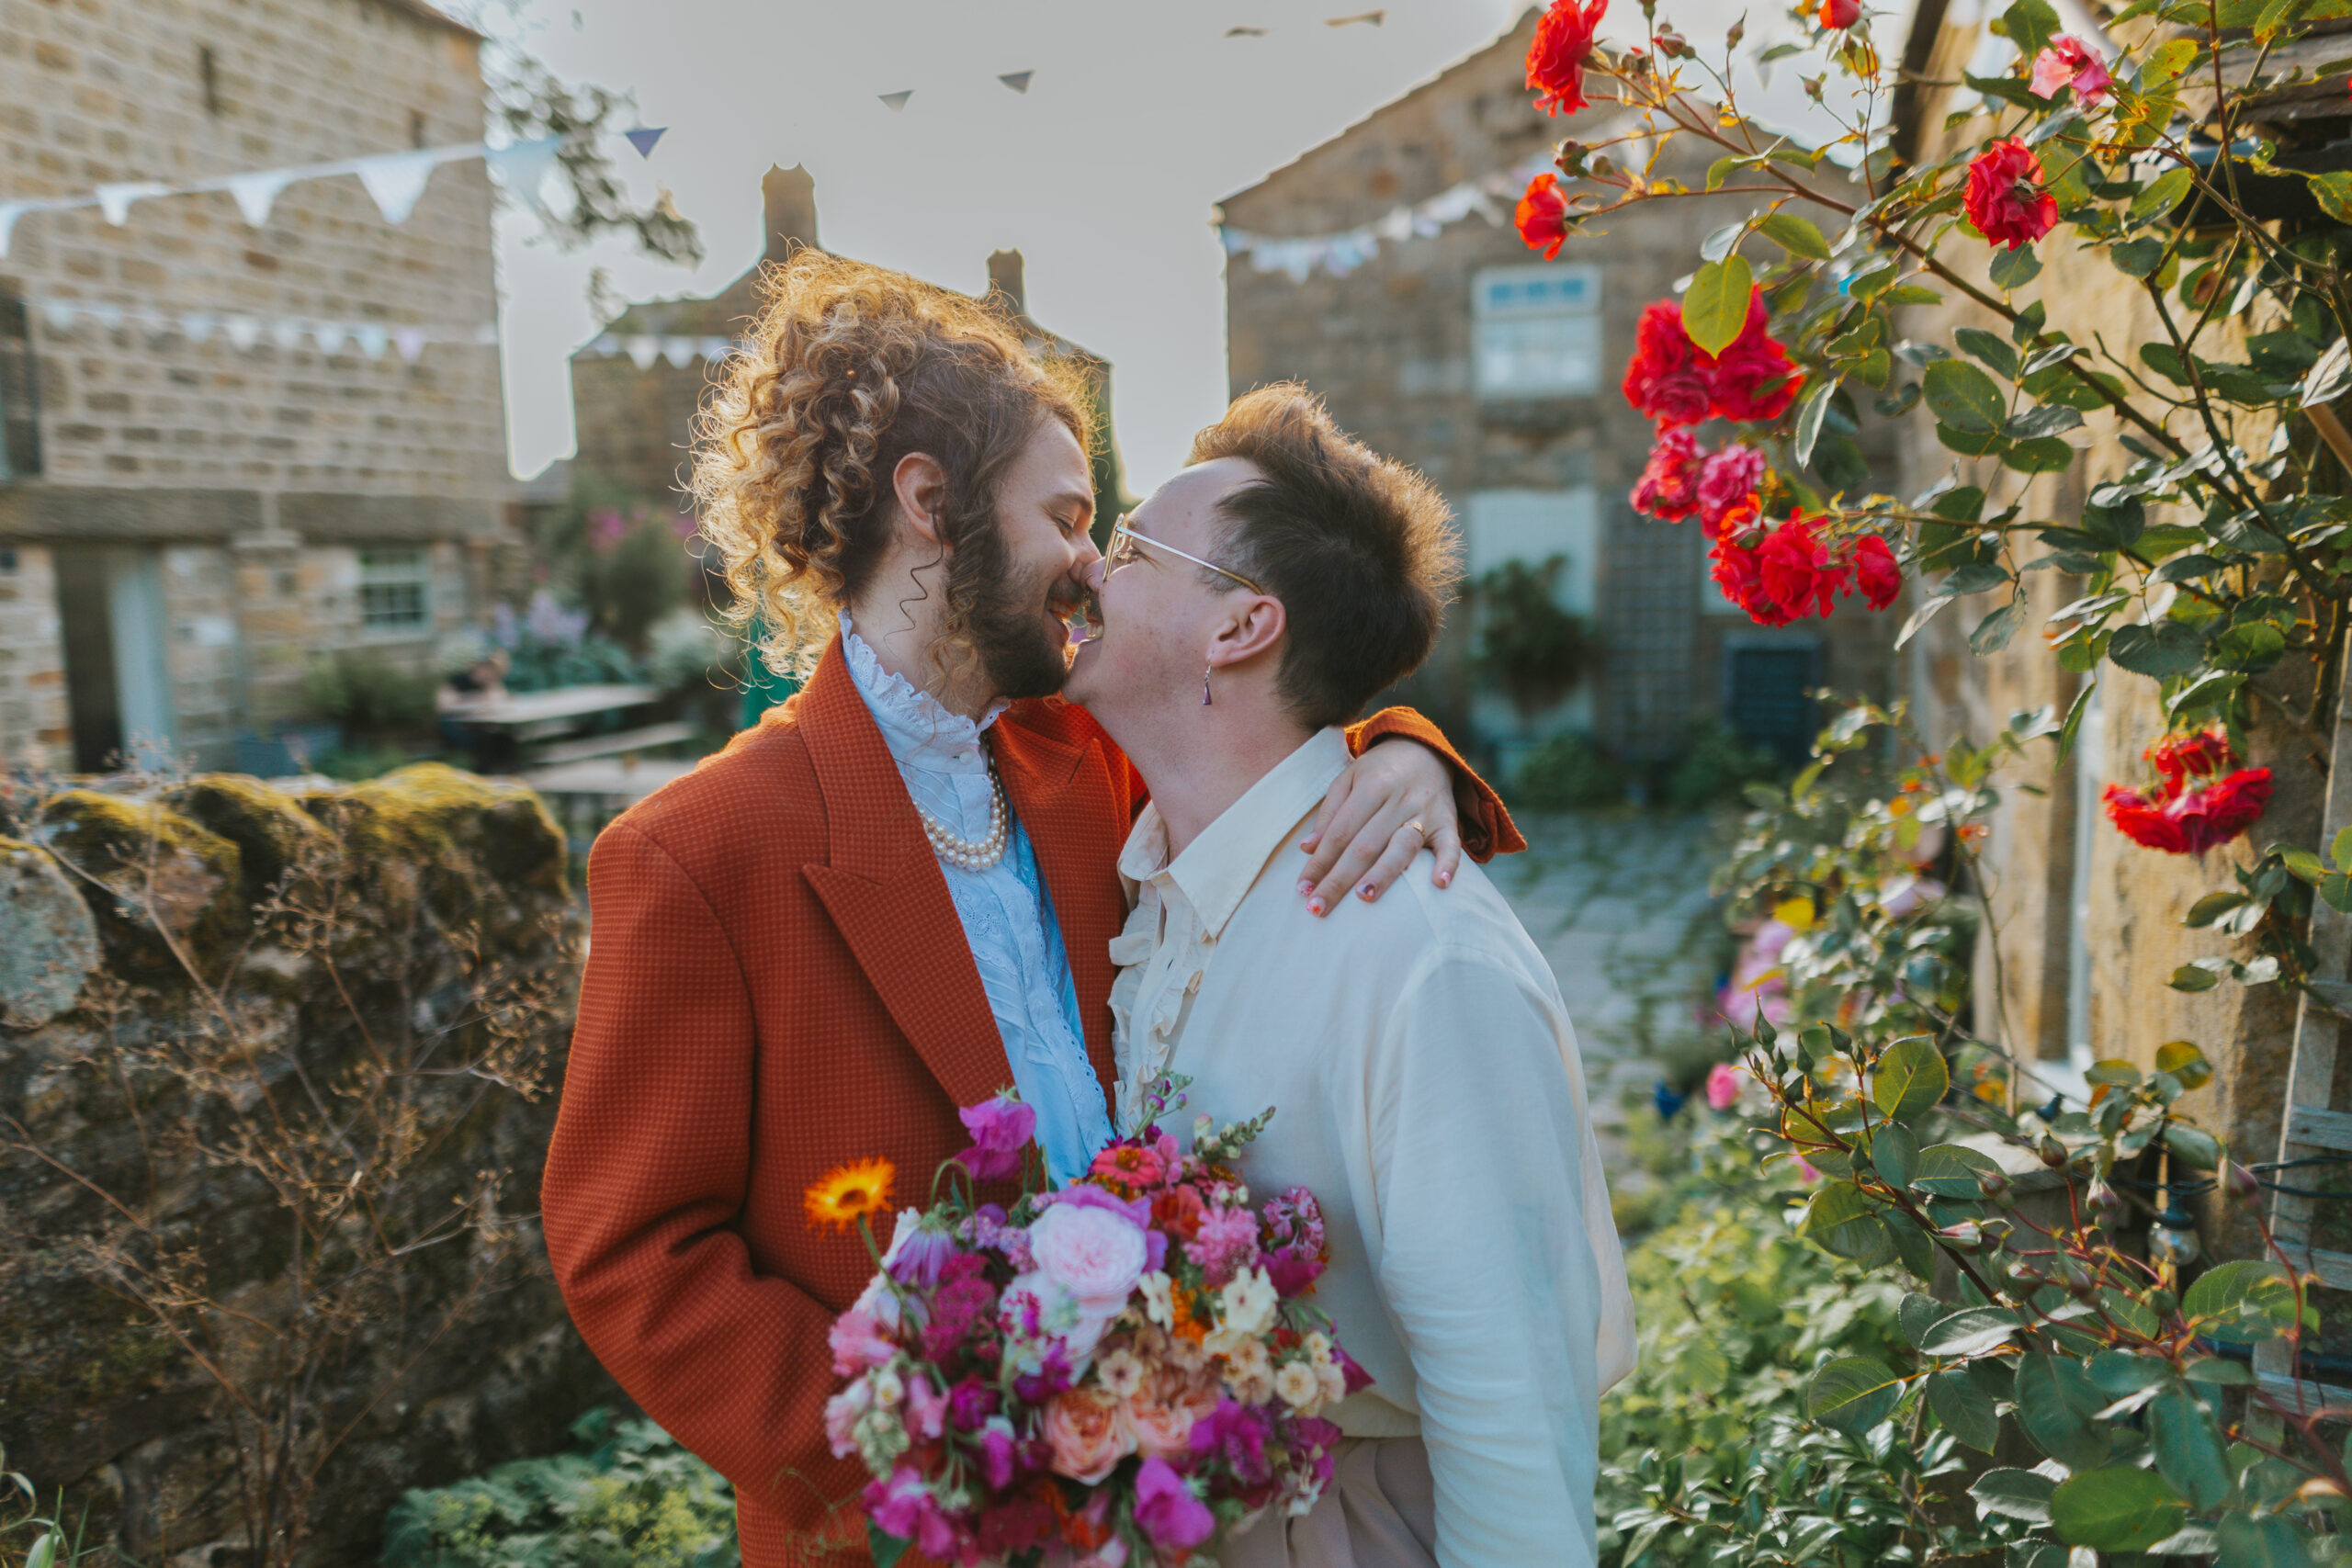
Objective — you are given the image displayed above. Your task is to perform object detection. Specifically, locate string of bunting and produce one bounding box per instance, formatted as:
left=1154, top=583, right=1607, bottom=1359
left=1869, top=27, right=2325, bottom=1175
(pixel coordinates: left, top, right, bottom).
left=0, top=126, right=667, bottom=261
left=1216, top=112, right=1659, bottom=281
left=582, top=332, right=744, bottom=369
left=26, top=298, right=498, bottom=362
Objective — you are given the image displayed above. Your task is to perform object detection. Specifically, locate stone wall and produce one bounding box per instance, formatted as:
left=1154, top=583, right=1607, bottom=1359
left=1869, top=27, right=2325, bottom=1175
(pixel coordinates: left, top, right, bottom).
left=1891, top=13, right=2311, bottom=1224
left=1217, top=9, right=1897, bottom=762
left=0, top=763, right=612, bottom=1566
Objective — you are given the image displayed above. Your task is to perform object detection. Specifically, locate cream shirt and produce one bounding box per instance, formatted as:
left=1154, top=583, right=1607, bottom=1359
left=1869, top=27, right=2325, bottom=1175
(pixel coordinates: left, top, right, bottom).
left=1109, top=728, right=1636, bottom=1568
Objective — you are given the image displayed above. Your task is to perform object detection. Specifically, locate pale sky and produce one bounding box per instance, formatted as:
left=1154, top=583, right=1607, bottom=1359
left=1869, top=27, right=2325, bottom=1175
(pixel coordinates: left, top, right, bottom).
left=485, top=0, right=1880, bottom=494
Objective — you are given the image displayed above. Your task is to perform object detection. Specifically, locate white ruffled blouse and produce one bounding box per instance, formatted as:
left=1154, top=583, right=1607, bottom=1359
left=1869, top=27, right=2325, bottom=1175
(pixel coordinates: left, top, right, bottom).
left=838, top=614, right=1114, bottom=1186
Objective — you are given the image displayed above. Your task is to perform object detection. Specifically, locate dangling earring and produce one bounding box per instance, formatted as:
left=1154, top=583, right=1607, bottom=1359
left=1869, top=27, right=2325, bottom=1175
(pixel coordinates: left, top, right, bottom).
left=1202, top=665, right=1213, bottom=706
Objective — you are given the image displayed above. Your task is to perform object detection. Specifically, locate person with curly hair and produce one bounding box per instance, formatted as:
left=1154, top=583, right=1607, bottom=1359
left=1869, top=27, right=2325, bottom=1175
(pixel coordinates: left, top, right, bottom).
left=540, top=251, right=1517, bottom=1568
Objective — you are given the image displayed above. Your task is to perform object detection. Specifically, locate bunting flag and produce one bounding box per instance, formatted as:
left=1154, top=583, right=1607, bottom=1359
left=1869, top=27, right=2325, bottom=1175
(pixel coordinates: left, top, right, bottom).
left=1326, top=10, right=1385, bottom=24
left=878, top=91, right=914, bottom=111
left=1217, top=149, right=1563, bottom=281
left=0, top=130, right=646, bottom=259
left=28, top=297, right=495, bottom=359
left=588, top=333, right=740, bottom=368
left=999, top=71, right=1035, bottom=93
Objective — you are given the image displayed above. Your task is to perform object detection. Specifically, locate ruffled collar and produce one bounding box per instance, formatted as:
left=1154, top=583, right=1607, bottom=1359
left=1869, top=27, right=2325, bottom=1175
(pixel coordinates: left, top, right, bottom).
left=839, top=611, right=1008, bottom=775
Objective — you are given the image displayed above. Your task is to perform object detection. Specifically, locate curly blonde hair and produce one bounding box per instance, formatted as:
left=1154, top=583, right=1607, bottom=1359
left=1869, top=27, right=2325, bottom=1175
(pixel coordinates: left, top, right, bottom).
left=691, top=250, right=1097, bottom=685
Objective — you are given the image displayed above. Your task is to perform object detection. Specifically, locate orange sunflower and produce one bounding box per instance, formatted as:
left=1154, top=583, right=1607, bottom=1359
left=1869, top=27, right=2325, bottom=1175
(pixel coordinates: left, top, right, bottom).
left=804, top=1157, right=895, bottom=1233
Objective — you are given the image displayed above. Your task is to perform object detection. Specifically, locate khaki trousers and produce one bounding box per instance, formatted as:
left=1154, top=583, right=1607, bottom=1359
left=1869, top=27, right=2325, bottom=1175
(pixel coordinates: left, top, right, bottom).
left=1220, top=1438, right=1439, bottom=1568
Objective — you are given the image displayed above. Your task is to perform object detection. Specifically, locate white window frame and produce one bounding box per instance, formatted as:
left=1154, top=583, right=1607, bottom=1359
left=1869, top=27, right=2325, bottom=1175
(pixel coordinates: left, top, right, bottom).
left=357, top=546, right=431, bottom=635
left=1472, top=263, right=1603, bottom=400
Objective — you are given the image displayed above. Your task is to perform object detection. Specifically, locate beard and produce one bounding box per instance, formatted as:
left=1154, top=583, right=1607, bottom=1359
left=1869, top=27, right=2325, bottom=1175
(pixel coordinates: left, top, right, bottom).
left=964, top=549, right=1090, bottom=703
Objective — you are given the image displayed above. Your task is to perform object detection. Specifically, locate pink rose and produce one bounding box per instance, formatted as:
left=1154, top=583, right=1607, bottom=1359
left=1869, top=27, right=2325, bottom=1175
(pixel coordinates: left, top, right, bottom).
left=2030, top=34, right=2111, bottom=105
left=1126, top=1364, right=1222, bottom=1458
left=1704, top=1062, right=1744, bottom=1111
left=1134, top=1455, right=1217, bottom=1552
left=1028, top=1200, right=1149, bottom=1318
left=1043, top=1385, right=1135, bottom=1483
left=828, top=1307, right=895, bottom=1375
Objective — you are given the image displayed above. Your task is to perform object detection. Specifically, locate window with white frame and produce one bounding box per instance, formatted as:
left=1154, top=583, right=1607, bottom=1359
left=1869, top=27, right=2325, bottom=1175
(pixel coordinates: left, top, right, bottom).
left=357, top=547, right=430, bottom=632
left=1473, top=264, right=1602, bottom=400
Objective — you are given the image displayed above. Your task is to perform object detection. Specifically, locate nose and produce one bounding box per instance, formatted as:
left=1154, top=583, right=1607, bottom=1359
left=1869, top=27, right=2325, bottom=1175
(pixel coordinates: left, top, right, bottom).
left=1083, top=558, right=1106, bottom=593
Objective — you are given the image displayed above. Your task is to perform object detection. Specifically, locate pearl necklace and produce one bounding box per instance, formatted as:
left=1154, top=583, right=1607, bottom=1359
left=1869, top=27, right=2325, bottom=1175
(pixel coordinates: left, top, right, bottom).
left=916, top=766, right=1010, bottom=871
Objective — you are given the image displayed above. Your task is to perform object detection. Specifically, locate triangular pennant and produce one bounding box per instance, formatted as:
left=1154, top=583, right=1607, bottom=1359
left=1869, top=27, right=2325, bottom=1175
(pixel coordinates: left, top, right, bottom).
left=878, top=90, right=913, bottom=111
left=590, top=334, right=621, bottom=356
left=661, top=335, right=696, bottom=368
left=393, top=326, right=427, bottom=364
left=627, top=336, right=661, bottom=369
left=96, top=181, right=169, bottom=227
left=353, top=324, right=389, bottom=360
left=40, top=302, right=75, bottom=333
left=0, top=204, right=28, bottom=262
left=87, top=304, right=125, bottom=331
left=1324, top=9, right=1385, bottom=23
left=485, top=136, right=564, bottom=214
left=223, top=315, right=262, bottom=351
left=998, top=71, right=1034, bottom=93
left=623, top=127, right=666, bottom=159
left=356, top=149, right=439, bottom=225
left=226, top=171, right=294, bottom=227
left=270, top=319, right=305, bottom=351
left=697, top=337, right=731, bottom=363
left=473, top=322, right=500, bottom=346
left=180, top=312, right=219, bottom=344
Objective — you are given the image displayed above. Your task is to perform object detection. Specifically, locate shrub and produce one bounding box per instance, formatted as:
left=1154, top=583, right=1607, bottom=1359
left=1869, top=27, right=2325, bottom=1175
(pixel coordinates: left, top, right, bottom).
left=1510, top=731, right=1624, bottom=810
left=303, top=651, right=436, bottom=737
left=382, top=1409, right=737, bottom=1568
left=1468, top=554, right=1593, bottom=713
left=1658, top=723, right=1781, bottom=812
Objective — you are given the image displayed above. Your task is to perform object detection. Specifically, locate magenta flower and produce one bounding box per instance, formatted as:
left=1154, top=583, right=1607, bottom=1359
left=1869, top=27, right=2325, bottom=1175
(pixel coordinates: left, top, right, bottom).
left=1704, top=1062, right=1745, bottom=1111
left=1184, top=1203, right=1261, bottom=1288
left=1134, top=1456, right=1218, bottom=1551
left=827, top=1307, right=895, bottom=1376
left=956, top=1091, right=1037, bottom=1180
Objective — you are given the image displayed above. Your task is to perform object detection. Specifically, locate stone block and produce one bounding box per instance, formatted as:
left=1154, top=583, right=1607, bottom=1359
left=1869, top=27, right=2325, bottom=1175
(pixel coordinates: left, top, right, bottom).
left=0, top=835, right=97, bottom=1028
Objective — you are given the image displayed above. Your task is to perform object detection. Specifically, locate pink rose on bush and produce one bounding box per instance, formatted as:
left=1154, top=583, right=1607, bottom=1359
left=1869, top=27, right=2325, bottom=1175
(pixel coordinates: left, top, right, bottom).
left=1698, top=445, right=1766, bottom=532
left=1964, top=138, right=2059, bottom=252
left=2030, top=35, right=2111, bottom=104
left=1704, top=1062, right=1745, bottom=1111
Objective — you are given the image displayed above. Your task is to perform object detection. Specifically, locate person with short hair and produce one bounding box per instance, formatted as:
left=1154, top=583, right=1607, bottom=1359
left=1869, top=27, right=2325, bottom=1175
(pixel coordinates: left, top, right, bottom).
left=539, top=257, right=1519, bottom=1568
left=1066, top=384, right=1636, bottom=1568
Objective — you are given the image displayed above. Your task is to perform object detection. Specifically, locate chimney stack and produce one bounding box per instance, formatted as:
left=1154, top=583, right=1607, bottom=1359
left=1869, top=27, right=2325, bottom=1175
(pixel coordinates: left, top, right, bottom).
left=762, top=164, right=819, bottom=262
left=986, top=249, right=1026, bottom=316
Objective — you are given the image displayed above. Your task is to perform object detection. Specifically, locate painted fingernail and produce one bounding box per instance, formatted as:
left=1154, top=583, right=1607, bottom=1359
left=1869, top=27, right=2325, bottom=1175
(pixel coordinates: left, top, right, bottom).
left=1360, top=883, right=1378, bottom=900
left=1299, top=835, right=1318, bottom=851
left=1297, top=878, right=1315, bottom=897
left=1437, top=871, right=1452, bottom=887
left=1306, top=897, right=1327, bottom=917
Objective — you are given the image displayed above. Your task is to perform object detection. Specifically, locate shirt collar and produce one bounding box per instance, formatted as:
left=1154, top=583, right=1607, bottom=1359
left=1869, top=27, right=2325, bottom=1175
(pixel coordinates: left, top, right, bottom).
left=838, top=610, right=1010, bottom=774
left=1116, top=727, right=1351, bottom=941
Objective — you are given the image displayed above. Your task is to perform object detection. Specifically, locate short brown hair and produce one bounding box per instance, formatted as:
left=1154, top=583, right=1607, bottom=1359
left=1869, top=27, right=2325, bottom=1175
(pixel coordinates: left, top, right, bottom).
left=1188, top=385, right=1458, bottom=728
left=691, top=251, right=1097, bottom=682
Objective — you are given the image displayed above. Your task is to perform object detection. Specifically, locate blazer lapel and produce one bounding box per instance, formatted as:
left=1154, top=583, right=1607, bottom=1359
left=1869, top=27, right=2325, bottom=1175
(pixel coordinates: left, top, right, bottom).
left=797, top=639, right=1014, bottom=1112
left=992, top=706, right=1125, bottom=1099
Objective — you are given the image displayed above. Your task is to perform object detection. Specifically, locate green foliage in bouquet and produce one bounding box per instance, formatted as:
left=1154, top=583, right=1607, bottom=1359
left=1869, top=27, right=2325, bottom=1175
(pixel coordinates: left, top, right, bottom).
left=382, top=1409, right=737, bottom=1568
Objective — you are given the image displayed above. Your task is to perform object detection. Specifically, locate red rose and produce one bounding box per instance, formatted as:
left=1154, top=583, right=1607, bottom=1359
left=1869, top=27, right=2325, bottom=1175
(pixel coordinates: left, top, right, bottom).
left=2146, top=726, right=2233, bottom=795
left=1964, top=138, right=2059, bottom=252
left=1758, top=513, right=1851, bottom=620
left=2103, top=784, right=2190, bottom=853
left=1632, top=429, right=1705, bottom=521
left=1819, top=0, right=1862, bottom=27
left=2170, top=767, right=2274, bottom=855
left=1622, top=301, right=1714, bottom=428
left=1709, top=522, right=1791, bottom=626
left=1850, top=533, right=1902, bottom=611
left=1527, top=0, right=1609, bottom=118
left=1516, top=175, right=1572, bottom=260
left=1707, top=289, right=1805, bottom=422
left=1708, top=491, right=1762, bottom=544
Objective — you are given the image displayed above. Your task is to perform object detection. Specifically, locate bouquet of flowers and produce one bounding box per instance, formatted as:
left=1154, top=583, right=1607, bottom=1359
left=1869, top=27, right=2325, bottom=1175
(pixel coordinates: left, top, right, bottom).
left=808, top=1076, right=1365, bottom=1567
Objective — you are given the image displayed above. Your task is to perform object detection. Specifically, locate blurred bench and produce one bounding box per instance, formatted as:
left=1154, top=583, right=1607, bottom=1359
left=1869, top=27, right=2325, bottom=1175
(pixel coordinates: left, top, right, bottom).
left=528, top=721, right=698, bottom=766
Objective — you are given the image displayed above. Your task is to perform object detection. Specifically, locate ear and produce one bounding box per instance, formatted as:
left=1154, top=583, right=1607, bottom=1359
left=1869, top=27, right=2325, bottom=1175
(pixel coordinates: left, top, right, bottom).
left=1206, top=592, right=1286, bottom=671
left=890, top=452, right=949, bottom=549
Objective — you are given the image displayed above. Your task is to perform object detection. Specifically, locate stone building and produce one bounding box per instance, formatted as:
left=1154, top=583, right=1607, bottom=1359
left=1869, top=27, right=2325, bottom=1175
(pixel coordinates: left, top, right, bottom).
left=0, top=0, right=515, bottom=773
left=570, top=164, right=1129, bottom=526
left=1885, top=0, right=2352, bottom=1306
left=1218, top=6, right=1894, bottom=771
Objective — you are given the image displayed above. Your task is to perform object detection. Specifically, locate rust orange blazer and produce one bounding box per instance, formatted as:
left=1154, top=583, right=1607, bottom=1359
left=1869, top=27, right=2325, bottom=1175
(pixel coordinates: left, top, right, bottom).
left=540, top=637, right=1516, bottom=1568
